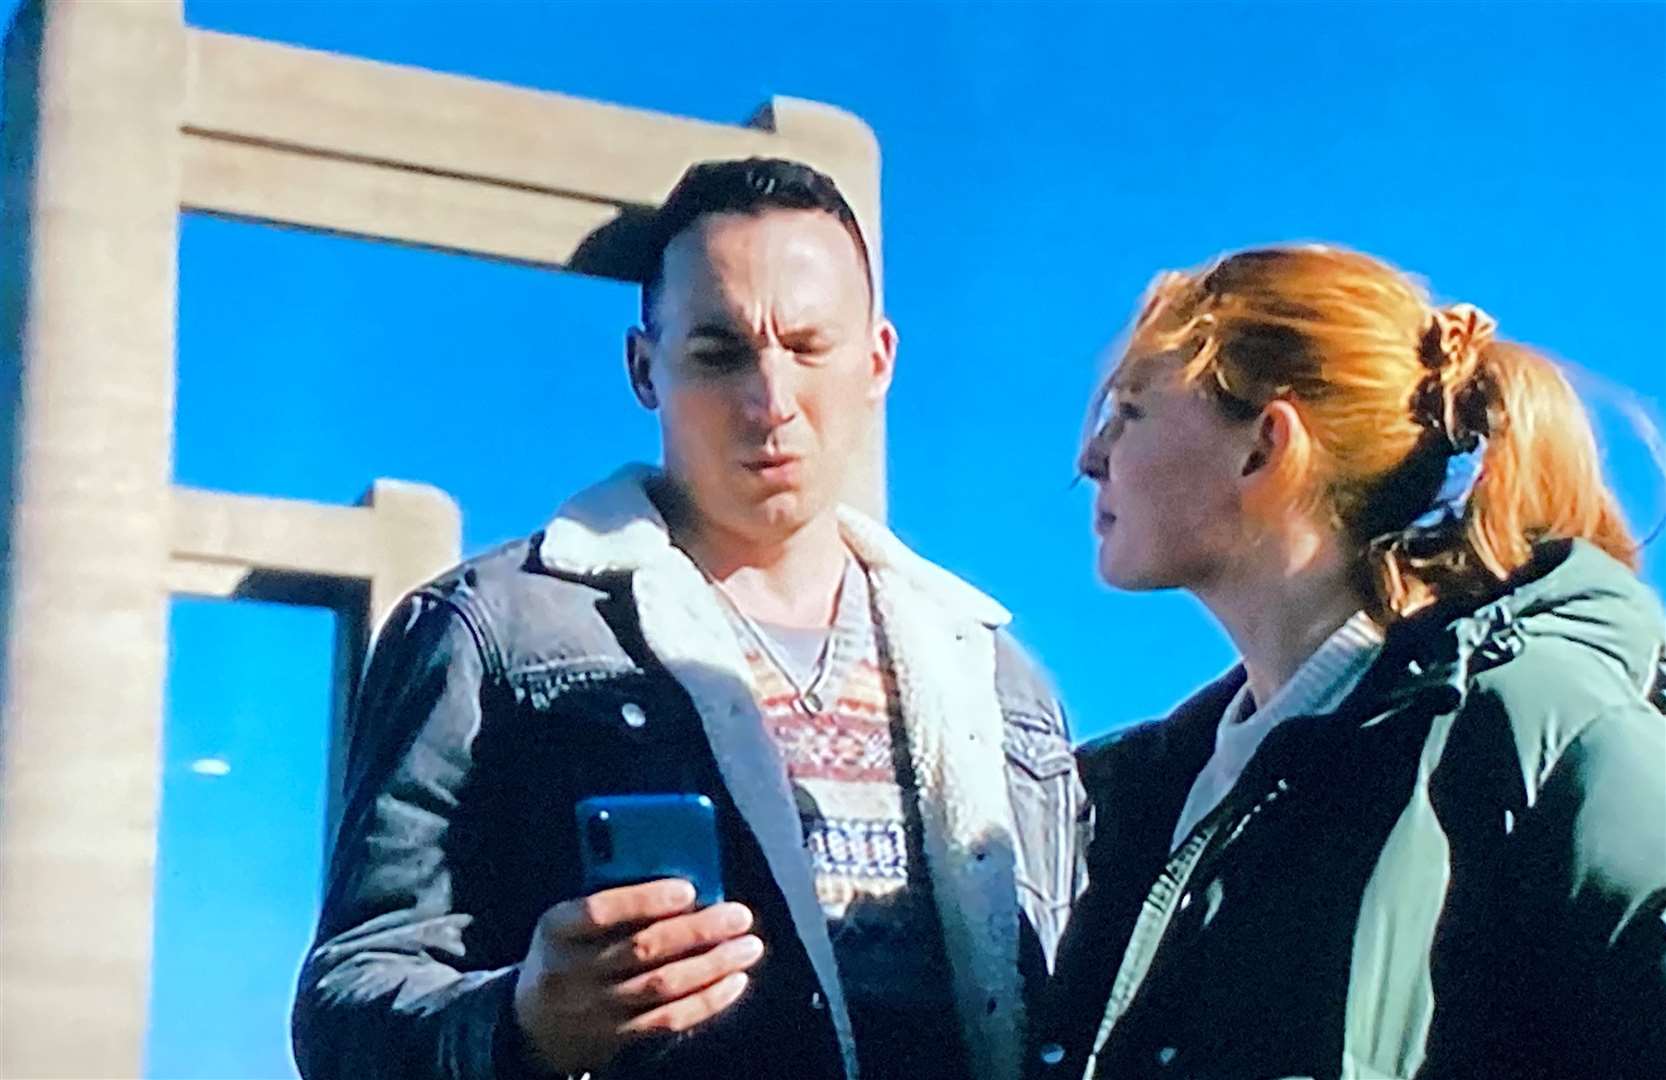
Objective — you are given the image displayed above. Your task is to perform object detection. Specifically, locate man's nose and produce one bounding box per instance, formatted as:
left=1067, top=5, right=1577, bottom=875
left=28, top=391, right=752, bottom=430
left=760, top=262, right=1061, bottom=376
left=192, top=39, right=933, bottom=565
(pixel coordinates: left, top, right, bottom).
left=744, top=349, right=798, bottom=426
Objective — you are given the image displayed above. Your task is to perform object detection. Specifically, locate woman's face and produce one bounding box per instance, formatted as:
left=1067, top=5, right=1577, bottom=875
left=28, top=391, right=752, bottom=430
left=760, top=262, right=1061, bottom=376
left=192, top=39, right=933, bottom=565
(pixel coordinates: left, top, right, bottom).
left=1078, top=362, right=1258, bottom=592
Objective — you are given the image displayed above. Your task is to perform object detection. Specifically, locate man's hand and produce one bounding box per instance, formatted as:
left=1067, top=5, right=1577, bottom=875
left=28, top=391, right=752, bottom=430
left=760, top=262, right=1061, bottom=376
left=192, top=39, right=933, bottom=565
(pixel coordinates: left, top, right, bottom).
left=511, top=878, right=763, bottom=1076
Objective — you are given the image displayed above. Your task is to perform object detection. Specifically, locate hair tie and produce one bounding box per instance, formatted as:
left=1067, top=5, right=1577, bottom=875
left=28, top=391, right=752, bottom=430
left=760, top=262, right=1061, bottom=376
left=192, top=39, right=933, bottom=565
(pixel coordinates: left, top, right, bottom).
left=1428, top=303, right=1497, bottom=370
left=1414, top=303, right=1499, bottom=442
left=1404, top=433, right=1488, bottom=535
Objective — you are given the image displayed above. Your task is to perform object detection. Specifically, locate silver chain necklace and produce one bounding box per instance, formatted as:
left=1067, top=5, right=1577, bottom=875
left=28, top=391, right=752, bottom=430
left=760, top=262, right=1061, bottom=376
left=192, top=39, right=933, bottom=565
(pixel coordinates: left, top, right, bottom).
left=697, top=563, right=841, bottom=716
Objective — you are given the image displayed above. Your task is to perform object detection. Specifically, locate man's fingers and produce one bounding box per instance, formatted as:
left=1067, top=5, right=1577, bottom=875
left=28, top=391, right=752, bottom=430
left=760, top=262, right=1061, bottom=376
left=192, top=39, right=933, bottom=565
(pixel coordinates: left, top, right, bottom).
left=618, top=972, right=751, bottom=1037
left=541, top=879, right=698, bottom=943
left=609, top=934, right=764, bottom=1008
left=593, top=902, right=754, bottom=975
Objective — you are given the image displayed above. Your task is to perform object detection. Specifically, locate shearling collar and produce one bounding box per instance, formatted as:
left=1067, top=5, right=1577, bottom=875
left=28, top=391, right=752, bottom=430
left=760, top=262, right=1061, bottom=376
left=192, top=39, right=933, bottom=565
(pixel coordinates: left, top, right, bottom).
left=537, top=464, right=1011, bottom=628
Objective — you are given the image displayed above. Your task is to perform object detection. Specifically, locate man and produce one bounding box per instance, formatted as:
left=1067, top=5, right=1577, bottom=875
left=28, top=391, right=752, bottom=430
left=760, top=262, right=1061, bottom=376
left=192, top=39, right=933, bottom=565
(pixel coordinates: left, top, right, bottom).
left=292, top=158, right=1083, bottom=1080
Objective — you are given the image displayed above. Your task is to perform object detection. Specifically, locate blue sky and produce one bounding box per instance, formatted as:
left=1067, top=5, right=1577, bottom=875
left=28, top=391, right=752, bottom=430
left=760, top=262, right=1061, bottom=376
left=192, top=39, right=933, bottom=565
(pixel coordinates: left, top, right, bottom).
left=5, top=1, right=1664, bottom=1076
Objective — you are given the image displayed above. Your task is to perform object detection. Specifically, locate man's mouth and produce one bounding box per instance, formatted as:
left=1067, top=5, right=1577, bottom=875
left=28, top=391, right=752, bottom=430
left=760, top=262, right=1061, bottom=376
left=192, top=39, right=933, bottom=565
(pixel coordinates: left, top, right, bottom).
left=743, top=453, right=799, bottom=470
left=1095, top=510, right=1117, bottom=533
left=742, top=453, right=803, bottom=476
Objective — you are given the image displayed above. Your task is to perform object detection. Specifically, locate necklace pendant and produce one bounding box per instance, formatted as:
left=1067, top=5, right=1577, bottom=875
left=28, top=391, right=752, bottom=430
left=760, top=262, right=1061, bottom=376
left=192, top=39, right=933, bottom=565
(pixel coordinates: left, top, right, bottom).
left=801, top=690, right=825, bottom=715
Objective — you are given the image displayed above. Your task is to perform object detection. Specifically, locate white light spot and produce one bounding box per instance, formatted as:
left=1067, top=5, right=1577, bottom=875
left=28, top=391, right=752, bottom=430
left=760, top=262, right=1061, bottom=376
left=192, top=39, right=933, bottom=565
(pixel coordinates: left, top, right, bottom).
left=189, top=757, right=231, bottom=777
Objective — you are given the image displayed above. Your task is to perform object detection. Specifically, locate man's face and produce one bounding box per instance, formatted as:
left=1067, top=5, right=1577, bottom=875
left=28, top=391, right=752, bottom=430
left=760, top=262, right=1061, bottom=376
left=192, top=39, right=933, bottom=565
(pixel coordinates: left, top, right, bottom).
left=628, top=209, right=895, bottom=545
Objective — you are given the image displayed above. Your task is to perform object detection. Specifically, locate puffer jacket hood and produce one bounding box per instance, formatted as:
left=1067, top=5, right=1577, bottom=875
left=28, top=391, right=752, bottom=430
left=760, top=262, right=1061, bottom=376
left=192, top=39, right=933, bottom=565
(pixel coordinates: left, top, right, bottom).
left=1462, top=538, right=1665, bottom=698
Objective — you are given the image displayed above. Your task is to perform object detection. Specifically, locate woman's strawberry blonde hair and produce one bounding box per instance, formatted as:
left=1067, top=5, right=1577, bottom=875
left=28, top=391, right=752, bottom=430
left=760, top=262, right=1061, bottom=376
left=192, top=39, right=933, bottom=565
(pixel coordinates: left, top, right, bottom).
left=1100, top=245, right=1638, bottom=620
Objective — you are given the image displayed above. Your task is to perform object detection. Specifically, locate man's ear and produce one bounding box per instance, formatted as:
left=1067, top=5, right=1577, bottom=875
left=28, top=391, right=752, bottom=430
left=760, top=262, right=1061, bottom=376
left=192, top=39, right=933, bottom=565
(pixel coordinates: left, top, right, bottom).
left=866, top=317, right=898, bottom=402
left=625, top=327, right=658, bottom=410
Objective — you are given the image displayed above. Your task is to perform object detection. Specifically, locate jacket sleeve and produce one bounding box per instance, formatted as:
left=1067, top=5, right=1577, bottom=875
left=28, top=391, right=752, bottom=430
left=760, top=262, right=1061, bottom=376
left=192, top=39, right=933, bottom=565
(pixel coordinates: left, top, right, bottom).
left=291, top=592, right=538, bottom=1080
left=1524, top=699, right=1666, bottom=1076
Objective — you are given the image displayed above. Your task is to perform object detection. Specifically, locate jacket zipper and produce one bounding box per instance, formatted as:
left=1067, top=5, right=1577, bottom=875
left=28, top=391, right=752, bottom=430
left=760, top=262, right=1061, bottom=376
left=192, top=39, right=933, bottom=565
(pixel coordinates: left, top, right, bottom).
left=1082, top=779, right=1290, bottom=1077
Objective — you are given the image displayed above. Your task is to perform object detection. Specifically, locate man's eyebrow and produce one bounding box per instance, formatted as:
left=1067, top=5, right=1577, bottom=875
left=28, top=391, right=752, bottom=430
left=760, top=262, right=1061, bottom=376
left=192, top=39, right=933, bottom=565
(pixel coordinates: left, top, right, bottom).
left=779, top=325, right=836, bottom=345
left=686, top=322, right=752, bottom=343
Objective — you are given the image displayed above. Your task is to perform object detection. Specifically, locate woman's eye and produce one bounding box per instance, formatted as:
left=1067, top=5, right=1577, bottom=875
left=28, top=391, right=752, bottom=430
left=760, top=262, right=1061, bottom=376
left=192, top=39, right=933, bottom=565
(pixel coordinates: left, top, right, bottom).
left=1117, top=402, right=1144, bottom=421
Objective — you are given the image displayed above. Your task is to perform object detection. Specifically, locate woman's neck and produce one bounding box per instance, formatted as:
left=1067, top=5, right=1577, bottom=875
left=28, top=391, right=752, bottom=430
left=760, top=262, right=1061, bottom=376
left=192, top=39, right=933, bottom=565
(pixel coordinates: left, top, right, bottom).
left=1198, top=536, right=1370, bottom=711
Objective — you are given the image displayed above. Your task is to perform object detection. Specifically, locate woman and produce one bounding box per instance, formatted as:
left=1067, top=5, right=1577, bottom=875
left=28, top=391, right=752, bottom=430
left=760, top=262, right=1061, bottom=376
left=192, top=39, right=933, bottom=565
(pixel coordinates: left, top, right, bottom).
left=1046, top=246, right=1665, bottom=1080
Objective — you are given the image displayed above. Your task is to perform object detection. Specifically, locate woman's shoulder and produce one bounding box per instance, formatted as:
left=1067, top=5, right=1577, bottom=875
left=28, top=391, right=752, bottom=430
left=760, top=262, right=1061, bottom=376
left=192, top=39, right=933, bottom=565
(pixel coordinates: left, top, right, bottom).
left=1439, top=539, right=1665, bottom=791
left=1076, top=667, right=1245, bottom=798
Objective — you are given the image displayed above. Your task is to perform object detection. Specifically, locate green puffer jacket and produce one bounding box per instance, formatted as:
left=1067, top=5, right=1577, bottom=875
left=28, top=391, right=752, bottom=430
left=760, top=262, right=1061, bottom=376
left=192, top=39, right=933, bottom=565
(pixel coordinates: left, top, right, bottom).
left=1043, top=540, right=1666, bottom=1080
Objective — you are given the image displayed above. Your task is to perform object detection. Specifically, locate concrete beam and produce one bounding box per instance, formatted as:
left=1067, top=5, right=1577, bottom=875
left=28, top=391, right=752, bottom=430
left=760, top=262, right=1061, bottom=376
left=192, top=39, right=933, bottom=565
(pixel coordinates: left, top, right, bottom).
left=170, top=486, right=388, bottom=584
left=0, top=1, right=187, bottom=1075
left=180, top=131, right=626, bottom=271
left=185, top=28, right=797, bottom=208
left=168, top=481, right=461, bottom=624
left=177, top=30, right=883, bottom=286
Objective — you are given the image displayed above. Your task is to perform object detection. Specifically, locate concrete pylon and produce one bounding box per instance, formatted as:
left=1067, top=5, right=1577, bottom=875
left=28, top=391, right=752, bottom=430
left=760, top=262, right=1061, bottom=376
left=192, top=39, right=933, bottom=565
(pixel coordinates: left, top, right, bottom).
left=0, top=1, right=186, bottom=1075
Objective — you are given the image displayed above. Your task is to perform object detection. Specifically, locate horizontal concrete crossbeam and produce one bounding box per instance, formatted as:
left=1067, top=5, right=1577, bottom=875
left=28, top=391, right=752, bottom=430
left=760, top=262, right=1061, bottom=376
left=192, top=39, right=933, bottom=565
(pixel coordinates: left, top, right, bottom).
left=178, top=28, right=880, bottom=281
left=167, top=479, right=462, bottom=628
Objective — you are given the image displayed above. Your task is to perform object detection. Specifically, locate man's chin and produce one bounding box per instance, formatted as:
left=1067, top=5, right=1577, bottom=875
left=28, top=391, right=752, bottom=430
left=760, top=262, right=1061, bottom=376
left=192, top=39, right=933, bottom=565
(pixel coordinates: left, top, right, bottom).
left=723, top=483, right=843, bottom=541
left=751, top=487, right=819, bottom=529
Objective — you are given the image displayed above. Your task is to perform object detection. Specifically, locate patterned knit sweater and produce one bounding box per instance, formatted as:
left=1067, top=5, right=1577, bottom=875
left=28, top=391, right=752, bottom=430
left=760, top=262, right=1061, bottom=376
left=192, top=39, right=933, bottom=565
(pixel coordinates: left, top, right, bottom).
left=722, top=561, right=965, bottom=1080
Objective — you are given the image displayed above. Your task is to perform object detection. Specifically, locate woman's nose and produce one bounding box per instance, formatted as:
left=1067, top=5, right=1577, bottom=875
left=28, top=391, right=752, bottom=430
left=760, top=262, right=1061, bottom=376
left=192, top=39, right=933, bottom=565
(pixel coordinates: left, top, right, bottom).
left=1078, top=430, right=1109, bottom=481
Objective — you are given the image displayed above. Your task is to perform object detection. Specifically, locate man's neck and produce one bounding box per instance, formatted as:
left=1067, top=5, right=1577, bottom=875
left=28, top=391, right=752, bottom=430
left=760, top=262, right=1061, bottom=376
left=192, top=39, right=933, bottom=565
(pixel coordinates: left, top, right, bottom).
left=676, top=511, right=850, bottom=630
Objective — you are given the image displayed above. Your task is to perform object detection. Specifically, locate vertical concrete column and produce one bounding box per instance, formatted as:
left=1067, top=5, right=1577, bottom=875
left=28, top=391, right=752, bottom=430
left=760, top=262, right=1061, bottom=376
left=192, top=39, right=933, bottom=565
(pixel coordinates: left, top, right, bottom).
left=755, top=97, right=888, bottom=521
left=0, top=1, right=186, bottom=1075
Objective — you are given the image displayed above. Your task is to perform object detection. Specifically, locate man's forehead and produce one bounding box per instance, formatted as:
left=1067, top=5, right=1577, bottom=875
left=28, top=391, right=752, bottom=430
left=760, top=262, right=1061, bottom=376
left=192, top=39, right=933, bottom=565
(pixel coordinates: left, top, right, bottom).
left=655, top=211, right=869, bottom=330
left=662, top=211, right=866, bottom=287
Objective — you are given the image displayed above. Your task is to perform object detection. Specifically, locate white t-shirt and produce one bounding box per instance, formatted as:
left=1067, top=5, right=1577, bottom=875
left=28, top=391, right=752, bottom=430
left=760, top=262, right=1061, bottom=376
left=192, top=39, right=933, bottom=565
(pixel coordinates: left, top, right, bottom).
left=1171, top=611, right=1385, bottom=851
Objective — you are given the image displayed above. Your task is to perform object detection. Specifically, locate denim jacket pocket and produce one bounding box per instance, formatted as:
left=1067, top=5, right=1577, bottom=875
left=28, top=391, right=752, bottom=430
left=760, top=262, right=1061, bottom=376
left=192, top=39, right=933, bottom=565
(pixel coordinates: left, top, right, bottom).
left=1003, top=713, right=1077, bottom=915
left=502, top=660, right=709, bottom=803
left=507, top=659, right=663, bottom=741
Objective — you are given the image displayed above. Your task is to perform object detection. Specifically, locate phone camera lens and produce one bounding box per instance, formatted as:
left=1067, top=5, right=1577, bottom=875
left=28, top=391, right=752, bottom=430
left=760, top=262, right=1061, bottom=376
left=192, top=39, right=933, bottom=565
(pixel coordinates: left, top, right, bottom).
left=587, top=810, right=614, bottom=865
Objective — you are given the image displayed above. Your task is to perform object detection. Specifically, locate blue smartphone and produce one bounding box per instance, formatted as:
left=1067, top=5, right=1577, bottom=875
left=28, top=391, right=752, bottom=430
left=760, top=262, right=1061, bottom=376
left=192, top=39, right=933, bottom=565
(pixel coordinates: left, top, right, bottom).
left=574, top=793, right=725, bottom=908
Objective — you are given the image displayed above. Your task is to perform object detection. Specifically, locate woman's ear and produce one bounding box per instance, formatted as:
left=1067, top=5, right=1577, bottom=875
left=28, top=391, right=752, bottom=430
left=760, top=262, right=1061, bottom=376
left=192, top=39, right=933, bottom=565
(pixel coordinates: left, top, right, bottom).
left=1239, top=399, right=1307, bottom=491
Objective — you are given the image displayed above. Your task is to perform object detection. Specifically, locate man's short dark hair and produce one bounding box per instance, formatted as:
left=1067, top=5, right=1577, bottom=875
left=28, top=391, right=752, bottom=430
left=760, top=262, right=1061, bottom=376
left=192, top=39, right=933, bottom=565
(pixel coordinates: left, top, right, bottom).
left=640, top=157, right=873, bottom=331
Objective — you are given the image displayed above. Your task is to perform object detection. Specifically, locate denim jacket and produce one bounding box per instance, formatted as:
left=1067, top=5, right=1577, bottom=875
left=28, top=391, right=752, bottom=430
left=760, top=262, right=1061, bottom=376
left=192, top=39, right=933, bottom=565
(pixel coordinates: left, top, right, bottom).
left=292, top=467, right=1088, bottom=1080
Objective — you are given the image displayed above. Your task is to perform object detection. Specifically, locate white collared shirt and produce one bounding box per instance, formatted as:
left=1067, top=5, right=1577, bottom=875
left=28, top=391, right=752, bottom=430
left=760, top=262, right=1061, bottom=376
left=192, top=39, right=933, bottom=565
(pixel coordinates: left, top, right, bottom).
left=1171, top=612, right=1385, bottom=851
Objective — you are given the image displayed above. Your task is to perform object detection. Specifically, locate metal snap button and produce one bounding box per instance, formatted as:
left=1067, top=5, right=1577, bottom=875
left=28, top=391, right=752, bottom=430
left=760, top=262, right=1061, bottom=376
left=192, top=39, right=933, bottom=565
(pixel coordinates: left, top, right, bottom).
left=809, top=991, right=825, bottom=1011
left=1038, top=1042, right=1065, bottom=1066
left=620, top=702, right=647, bottom=728
left=1156, top=1046, right=1178, bottom=1066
